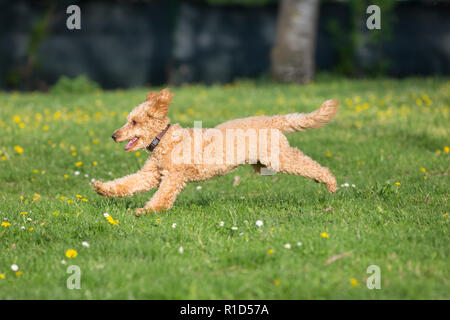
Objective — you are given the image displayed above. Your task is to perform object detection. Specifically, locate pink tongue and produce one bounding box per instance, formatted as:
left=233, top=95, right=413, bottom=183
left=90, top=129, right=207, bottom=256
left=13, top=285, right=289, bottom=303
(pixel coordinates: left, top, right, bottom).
left=125, top=137, right=138, bottom=150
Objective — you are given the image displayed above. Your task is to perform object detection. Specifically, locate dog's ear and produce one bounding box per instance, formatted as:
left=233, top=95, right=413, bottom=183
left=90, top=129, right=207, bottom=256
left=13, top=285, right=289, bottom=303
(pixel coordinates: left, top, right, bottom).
left=146, top=92, right=158, bottom=101
left=148, top=88, right=173, bottom=118
left=157, top=88, right=174, bottom=105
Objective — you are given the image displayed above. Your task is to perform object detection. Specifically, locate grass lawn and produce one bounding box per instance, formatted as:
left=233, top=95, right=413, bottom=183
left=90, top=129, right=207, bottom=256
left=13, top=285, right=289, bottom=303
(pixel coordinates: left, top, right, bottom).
left=0, top=77, right=448, bottom=299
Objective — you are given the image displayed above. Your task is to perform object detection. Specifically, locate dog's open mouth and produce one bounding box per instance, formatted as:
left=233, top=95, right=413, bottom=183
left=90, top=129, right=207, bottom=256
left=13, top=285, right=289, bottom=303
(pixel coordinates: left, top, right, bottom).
left=125, top=137, right=139, bottom=150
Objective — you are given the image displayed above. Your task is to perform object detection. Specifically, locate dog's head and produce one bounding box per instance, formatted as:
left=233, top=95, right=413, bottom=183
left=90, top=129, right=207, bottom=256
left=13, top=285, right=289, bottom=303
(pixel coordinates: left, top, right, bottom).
left=112, top=88, right=173, bottom=152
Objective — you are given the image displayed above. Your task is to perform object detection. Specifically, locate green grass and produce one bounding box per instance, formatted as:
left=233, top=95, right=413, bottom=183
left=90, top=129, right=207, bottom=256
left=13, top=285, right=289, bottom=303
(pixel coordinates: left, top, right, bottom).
left=0, top=77, right=448, bottom=299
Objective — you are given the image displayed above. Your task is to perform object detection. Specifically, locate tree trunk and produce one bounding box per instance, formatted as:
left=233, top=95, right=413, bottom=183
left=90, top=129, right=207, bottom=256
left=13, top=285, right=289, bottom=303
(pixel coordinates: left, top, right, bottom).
left=271, top=0, right=319, bottom=84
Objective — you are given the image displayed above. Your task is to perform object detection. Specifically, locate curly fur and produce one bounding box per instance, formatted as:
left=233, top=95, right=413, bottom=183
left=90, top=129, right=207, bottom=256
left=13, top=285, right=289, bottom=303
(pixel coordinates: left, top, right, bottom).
left=93, top=88, right=339, bottom=215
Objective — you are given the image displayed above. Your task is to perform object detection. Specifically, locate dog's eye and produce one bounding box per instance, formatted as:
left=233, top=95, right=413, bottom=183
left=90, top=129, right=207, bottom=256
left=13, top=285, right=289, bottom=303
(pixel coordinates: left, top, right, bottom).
left=132, top=120, right=137, bottom=126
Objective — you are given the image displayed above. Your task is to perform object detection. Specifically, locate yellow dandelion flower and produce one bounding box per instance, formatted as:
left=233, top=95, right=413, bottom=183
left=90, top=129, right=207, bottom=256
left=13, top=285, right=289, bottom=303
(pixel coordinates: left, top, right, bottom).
left=267, top=249, right=274, bottom=255
left=60, top=196, right=67, bottom=200
left=65, top=249, right=78, bottom=259
left=327, top=152, right=332, bottom=158
left=14, top=145, right=24, bottom=154
left=274, top=279, right=280, bottom=286
left=156, top=217, right=161, bottom=223
left=67, top=200, right=73, bottom=204
left=64, top=174, right=69, bottom=179
left=13, top=115, right=21, bottom=123
left=321, top=232, right=329, bottom=238
left=104, top=213, right=119, bottom=225
left=420, top=168, right=426, bottom=173
left=106, top=216, right=118, bottom=225
left=81, top=198, right=88, bottom=202
left=75, top=195, right=82, bottom=198
left=53, top=110, right=62, bottom=120
left=32, top=193, right=40, bottom=201
left=444, top=146, right=450, bottom=153
left=350, top=278, right=359, bottom=287
left=19, top=123, right=25, bottom=128
left=20, top=211, right=28, bottom=215
left=75, top=161, right=83, bottom=167
left=1, top=222, right=11, bottom=228
left=33, top=169, right=39, bottom=174
left=395, top=182, right=401, bottom=186
left=0, top=273, right=5, bottom=279
left=135, top=152, right=141, bottom=157
left=20, top=195, right=24, bottom=200
left=72, top=152, right=77, bottom=157
left=28, top=227, right=34, bottom=232
left=92, top=139, right=99, bottom=144
left=52, top=211, right=59, bottom=216
left=93, top=161, right=98, bottom=166
left=1, top=155, right=6, bottom=161
left=15, top=271, right=23, bottom=277
left=43, top=125, right=49, bottom=131
left=443, top=213, right=448, bottom=218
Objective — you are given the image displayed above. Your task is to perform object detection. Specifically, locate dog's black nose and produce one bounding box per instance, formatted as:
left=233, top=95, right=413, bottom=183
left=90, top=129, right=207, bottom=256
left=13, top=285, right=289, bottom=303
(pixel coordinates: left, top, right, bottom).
left=112, top=133, right=117, bottom=141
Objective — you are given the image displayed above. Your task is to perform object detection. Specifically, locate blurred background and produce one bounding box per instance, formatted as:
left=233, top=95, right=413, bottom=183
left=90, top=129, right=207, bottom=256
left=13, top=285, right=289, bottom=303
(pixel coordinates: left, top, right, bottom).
left=0, top=0, right=449, bottom=91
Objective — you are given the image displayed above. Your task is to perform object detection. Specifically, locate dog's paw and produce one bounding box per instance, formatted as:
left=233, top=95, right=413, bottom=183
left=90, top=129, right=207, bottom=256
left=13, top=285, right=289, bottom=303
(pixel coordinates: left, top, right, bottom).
left=134, top=208, right=149, bottom=216
left=327, top=183, right=338, bottom=193
left=92, top=180, right=108, bottom=196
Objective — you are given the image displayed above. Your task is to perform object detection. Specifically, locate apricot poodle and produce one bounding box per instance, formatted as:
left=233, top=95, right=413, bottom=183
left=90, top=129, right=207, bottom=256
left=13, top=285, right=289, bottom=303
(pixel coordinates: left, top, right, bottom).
left=93, top=88, right=338, bottom=215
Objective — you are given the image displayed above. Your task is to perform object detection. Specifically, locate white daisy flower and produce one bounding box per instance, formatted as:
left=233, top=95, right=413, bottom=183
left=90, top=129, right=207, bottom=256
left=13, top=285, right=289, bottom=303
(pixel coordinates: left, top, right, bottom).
left=231, top=226, right=238, bottom=231
left=219, top=221, right=224, bottom=227
left=244, top=220, right=248, bottom=224
left=103, top=212, right=110, bottom=217
left=84, top=174, right=89, bottom=178
left=172, top=223, right=177, bottom=229
left=178, top=246, right=184, bottom=254
left=297, top=242, right=303, bottom=246
left=11, top=264, right=19, bottom=272
left=284, top=243, right=291, bottom=249
left=255, top=220, right=263, bottom=227
left=82, top=241, right=90, bottom=248
left=61, top=260, right=66, bottom=265
left=74, top=171, right=80, bottom=176
left=196, top=186, right=202, bottom=190
left=239, top=232, right=244, bottom=236
left=21, top=226, right=25, bottom=230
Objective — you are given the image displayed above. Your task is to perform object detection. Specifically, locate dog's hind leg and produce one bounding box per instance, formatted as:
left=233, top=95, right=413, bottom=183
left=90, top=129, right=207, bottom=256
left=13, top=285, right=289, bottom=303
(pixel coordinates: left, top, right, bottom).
left=275, top=147, right=338, bottom=193
left=135, top=174, right=186, bottom=215
left=93, top=160, right=161, bottom=197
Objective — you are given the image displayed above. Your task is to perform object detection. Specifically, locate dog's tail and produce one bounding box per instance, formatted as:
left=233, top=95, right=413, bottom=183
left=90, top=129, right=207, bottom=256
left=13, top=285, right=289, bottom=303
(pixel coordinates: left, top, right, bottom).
left=272, top=99, right=339, bottom=133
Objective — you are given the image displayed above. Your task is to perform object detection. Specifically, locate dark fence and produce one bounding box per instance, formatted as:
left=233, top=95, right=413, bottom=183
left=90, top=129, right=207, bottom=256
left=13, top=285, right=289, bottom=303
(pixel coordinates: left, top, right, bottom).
left=0, top=0, right=449, bottom=89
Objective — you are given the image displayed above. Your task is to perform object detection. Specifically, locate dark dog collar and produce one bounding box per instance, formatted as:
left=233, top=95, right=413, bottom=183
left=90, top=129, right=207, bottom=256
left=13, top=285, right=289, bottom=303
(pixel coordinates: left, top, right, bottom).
left=147, top=124, right=171, bottom=152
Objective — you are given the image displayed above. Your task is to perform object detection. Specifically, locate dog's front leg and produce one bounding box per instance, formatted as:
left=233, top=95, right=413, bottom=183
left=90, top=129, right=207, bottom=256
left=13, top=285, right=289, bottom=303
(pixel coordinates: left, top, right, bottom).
left=135, top=174, right=186, bottom=215
left=93, top=160, right=160, bottom=198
